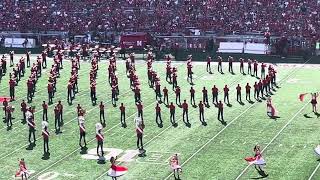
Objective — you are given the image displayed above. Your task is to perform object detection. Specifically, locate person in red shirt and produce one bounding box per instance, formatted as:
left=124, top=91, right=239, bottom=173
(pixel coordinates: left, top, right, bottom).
left=155, top=81, right=161, bottom=101
left=253, top=60, right=258, bottom=77
left=20, top=100, right=27, bottom=123
left=254, top=82, right=259, bottom=100
left=190, top=86, right=196, bottom=106
left=96, top=128, right=104, bottom=156
left=119, top=103, right=126, bottom=126
left=27, top=79, right=33, bottom=102
left=258, top=80, right=263, bottom=98
left=228, top=56, right=234, bottom=74
left=155, top=103, right=162, bottom=125
left=212, top=85, right=219, bottom=104
left=57, top=101, right=63, bottom=125
left=67, top=81, right=73, bottom=104
left=217, top=100, right=224, bottom=121
left=236, top=84, right=242, bottom=102
left=169, top=102, right=176, bottom=125
left=42, top=101, right=48, bottom=121
left=136, top=122, right=144, bottom=150
left=206, top=56, right=212, bottom=73
left=42, top=124, right=50, bottom=155
left=90, top=82, right=97, bottom=105
left=9, top=78, right=16, bottom=100
left=111, top=85, right=117, bottom=106
left=223, top=85, right=230, bottom=104
left=6, top=105, right=13, bottom=128
left=217, top=56, right=223, bottom=73
left=172, top=72, right=178, bottom=90
left=187, top=63, right=193, bottom=84
left=199, top=101, right=205, bottom=123
left=175, top=86, right=181, bottom=105
left=134, top=87, right=141, bottom=103
left=240, top=58, right=244, bottom=74
left=99, top=101, right=105, bottom=125
left=137, top=102, right=143, bottom=121
left=248, top=59, right=252, bottom=75
left=48, top=82, right=54, bottom=104
left=3, top=98, right=8, bottom=118
left=166, top=64, right=172, bottom=83
left=202, top=87, right=209, bottom=106
left=163, top=87, right=169, bottom=105
left=182, top=100, right=189, bottom=124
left=245, top=83, right=251, bottom=101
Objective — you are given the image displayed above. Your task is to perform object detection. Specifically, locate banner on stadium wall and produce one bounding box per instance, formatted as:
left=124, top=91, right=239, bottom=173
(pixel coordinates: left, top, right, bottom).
left=120, top=33, right=151, bottom=49
left=4, top=38, right=36, bottom=48
left=218, top=42, right=269, bottom=54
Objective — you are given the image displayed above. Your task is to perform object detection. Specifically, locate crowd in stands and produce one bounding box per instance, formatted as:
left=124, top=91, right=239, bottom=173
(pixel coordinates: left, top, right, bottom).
left=0, top=0, right=319, bottom=41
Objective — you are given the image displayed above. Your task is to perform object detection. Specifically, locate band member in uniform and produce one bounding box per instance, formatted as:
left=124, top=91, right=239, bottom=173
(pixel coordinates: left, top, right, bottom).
left=136, top=102, right=143, bottom=121
left=119, top=103, right=126, bottom=126
left=170, top=154, right=182, bottom=180
left=254, top=82, right=259, bottom=100
left=155, top=103, right=162, bottom=125
left=240, top=58, right=244, bottom=74
left=182, top=100, right=189, bottom=124
left=9, top=78, right=16, bottom=101
left=236, top=84, right=242, bottom=103
left=202, top=87, right=209, bottom=106
left=67, top=81, right=73, bottom=104
left=223, top=85, right=230, bottom=104
left=199, top=101, right=205, bottom=123
left=228, top=56, right=234, bottom=73
left=190, top=86, right=196, bottom=106
left=134, top=86, right=141, bottom=103
left=6, top=105, right=13, bottom=128
left=48, top=82, right=54, bottom=104
left=96, top=123, right=104, bottom=156
left=57, top=101, right=63, bottom=125
left=261, top=63, right=266, bottom=79
left=169, top=102, right=176, bottom=126
left=99, top=101, right=105, bottom=125
left=245, top=83, right=251, bottom=101
left=212, top=85, right=218, bottom=104
left=15, top=158, right=29, bottom=179
left=20, top=100, right=27, bottom=123
left=42, top=121, right=50, bottom=155
left=42, top=101, right=48, bottom=121
left=311, top=93, right=318, bottom=113
left=253, top=60, right=258, bottom=77
left=10, top=51, right=14, bottom=66
left=136, top=121, right=144, bottom=150
left=79, top=115, right=87, bottom=148
left=217, top=100, right=224, bottom=121
left=3, top=98, right=8, bottom=118
left=27, top=108, right=36, bottom=145
left=26, top=51, right=31, bottom=67
left=163, top=87, right=169, bottom=105
left=90, top=81, right=97, bottom=104
left=206, top=56, right=212, bottom=73
left=172, top=70, right=178, bottom=90
left=54, top=105, right=60, bottom=132
left=248, top=59, right=252, bottom=75
left=175, top=86, right=181, bottom=105
left=217, top=56, right=223, bottom=73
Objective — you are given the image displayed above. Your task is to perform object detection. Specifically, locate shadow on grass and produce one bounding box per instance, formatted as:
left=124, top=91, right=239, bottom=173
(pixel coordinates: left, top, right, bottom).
left=304, top=114, right=313, bottom=118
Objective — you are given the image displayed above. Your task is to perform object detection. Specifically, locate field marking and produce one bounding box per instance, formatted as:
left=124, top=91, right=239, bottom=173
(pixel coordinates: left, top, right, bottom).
left=235, top=101, right=309, bottom=180
left=29, top=63, right=187, bottom=179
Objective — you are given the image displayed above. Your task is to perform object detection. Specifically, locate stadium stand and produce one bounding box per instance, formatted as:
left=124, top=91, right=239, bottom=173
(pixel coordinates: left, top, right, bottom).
left=0, top=0, right=318, bottom=41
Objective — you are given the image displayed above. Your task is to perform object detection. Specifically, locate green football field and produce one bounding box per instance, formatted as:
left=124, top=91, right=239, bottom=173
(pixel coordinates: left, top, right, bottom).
left=1, top=54, right=320, bottom=180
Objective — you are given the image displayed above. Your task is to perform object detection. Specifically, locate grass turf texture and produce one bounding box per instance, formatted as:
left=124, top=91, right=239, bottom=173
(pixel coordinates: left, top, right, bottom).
left=0, top=55, right=320, bottom=180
